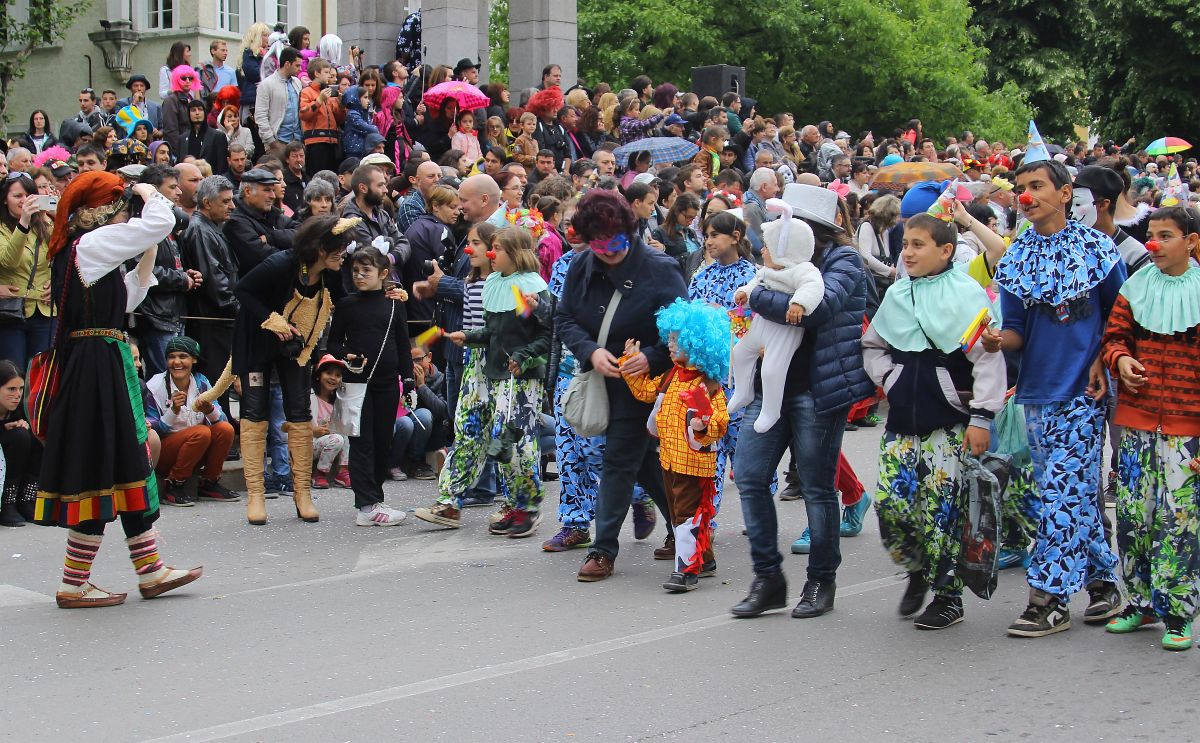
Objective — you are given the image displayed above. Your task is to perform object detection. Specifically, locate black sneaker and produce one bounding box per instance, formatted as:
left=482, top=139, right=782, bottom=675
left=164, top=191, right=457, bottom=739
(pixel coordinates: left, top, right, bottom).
left=914, top=595, right=964, bottom=630
left=196, top=479, right=241, bottom=502
left=698, top=560, right=716, bottom=577
left=1007, top=591, right=1071, bottom=637
left=663, top=571, right=699, bottom=592
left=460, top=492, right=497, bottom=508
left=505, top=510, right=540, bottom=539
left=408, top=463, right=437, bottom=481
left=899, top=571, right=929, bottom=617
left=161, top=479, right=194, bottom=507
left=791, top=579, right=836, bottom=618
left=1083, top=581, right=1123, bottom=624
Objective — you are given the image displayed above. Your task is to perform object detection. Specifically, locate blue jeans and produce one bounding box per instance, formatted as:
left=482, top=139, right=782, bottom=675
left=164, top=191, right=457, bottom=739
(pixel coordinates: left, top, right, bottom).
left=265, top=383, right=291, bottom=485
left=734, top=391, right=846, bottom=581
left=0, top=314, right=54, bottom=370
left=392, top=408, right=434, bottom=466
left=537, top=413, right=555, bottom=455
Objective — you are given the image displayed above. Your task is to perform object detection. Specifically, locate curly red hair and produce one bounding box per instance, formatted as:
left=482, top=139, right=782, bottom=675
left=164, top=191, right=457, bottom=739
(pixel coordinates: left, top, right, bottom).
left=526, top=86, right=564, bottom=120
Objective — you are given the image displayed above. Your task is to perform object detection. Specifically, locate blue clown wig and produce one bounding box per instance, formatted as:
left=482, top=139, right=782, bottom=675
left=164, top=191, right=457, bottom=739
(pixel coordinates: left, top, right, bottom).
left=656, top=298, right=731, bottom=381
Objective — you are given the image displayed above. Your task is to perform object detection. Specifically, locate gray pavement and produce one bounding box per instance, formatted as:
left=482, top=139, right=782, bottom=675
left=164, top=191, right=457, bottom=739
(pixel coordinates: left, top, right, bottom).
left=0, top=424, right=1190, bottom=742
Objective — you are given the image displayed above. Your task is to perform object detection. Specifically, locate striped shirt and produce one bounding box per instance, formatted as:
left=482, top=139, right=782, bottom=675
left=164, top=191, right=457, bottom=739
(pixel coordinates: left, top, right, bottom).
left=463, top=280, right=486, bottom=331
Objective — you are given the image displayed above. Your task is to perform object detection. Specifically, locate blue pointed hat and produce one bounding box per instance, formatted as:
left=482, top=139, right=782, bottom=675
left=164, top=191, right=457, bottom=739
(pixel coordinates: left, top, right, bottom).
left=1023, top=120, right=1050, bottom=165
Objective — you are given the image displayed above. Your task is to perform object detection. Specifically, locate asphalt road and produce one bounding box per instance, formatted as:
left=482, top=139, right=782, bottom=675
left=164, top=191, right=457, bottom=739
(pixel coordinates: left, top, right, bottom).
left=0, top=424, right=1190, bottom=742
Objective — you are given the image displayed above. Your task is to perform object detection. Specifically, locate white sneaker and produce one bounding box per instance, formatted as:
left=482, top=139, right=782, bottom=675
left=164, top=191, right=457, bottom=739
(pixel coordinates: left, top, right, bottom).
left=356, top=503, right=407, bottom=527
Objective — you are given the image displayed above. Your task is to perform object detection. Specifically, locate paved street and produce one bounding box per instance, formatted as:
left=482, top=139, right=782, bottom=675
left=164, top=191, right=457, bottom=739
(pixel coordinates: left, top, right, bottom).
left=0, top=425, right=1190, bottom=742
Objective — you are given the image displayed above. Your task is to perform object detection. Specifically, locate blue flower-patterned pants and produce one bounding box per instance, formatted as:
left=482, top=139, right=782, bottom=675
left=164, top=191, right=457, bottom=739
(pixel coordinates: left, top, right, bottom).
left=1024, top=394, right=1118, bottom=599
left=874, top=426, right=966, bottom=598
left=552, top=372, right=649, bottom=530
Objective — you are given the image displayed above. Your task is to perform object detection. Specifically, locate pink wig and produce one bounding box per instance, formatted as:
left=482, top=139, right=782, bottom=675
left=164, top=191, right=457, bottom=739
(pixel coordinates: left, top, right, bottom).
left=33, top=145, right=71, bottom=169
left=170, top=65, right=201, bottom=93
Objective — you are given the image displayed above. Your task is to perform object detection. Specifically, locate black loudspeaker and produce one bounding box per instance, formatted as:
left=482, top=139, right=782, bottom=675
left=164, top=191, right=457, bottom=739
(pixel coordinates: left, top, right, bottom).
left=690, top=65, right=746, bottom=100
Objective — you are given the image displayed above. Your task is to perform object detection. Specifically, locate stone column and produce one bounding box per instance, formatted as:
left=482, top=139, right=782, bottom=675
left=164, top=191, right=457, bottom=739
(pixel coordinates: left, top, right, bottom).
left=508, top=0, right=577, bottom=93
left=422, top=0, right=480, bottom=72
left=477, top=0, right=491, bottom=84
left=337, top=0, right=410, bottom=68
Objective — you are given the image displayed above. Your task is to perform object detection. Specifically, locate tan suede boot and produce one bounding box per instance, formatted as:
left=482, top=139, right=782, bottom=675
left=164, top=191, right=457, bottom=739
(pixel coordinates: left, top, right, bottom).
left=240, top=420, right=269, bottom=525
left=286, top=422, right=319, bottom=522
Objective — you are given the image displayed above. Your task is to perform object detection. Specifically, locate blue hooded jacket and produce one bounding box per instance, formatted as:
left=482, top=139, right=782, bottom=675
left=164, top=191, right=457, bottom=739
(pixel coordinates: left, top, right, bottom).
left=341, top=86, right=381, bottom=159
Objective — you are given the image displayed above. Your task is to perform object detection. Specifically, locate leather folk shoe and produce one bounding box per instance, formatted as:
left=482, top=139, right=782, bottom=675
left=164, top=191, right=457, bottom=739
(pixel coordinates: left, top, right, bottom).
left=791, top=579, right=836, bottom=618
left=139, top=567, right=204, bottom=599
left=577, top=551, right=615, bottom=582
left=731, top=572, right=788, bottom=617
left=56, top=583, right=127, bottom=609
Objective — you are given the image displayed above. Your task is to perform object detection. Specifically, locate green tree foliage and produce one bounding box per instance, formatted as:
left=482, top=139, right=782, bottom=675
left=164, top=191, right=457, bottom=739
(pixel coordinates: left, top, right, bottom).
left=0, top=0, right=92, bottom=126
left=969, top=0, right=1093, bottom=140
left=488, top=0, right=509, bottom=85
left=1087, top=0, right=1200, bottom=145
left=575, top=0, right=1030, bottom=142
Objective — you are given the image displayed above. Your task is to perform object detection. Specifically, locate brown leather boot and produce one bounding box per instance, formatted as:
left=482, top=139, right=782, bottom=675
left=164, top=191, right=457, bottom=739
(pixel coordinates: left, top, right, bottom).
left=240, top=420, right=269, bottom=525
left=286, top=422, right=319, bottom=522
left=653, top=532, right=675, bottom=560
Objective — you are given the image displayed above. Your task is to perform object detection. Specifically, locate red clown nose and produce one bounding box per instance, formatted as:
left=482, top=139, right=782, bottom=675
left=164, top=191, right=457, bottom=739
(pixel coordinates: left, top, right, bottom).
left=463, top=246, right=475, bottom=255
left=1018, top=191, right=1034, bottom=206
left=486, top=250, right=497, bottom=260
left=1146, top=239, right=1161, bottom=253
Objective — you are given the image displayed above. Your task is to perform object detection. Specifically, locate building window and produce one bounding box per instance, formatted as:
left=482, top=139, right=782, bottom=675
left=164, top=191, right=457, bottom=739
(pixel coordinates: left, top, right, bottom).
left=275, top=0, right=287, bottom=26
left=219, top=0, right=240, bottom=33
left=146, top=0, right=174, bottom=29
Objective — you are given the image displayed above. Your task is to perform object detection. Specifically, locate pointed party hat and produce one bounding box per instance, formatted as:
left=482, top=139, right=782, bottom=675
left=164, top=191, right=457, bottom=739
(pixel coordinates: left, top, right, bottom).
left=1023, top=120, right=1050, bottom=165
left=1161, top=162, right=1188, bottom=206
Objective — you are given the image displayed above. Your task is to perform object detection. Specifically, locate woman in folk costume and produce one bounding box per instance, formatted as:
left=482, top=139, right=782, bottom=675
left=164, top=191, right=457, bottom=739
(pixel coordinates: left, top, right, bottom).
left=35, top=172, right=202, bottom=609
left=226, top=214, right=353, bottom=525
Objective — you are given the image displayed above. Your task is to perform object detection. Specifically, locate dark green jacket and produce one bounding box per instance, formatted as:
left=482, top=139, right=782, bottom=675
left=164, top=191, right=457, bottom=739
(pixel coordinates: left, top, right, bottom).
left=464, top=289, right=554, bottom=381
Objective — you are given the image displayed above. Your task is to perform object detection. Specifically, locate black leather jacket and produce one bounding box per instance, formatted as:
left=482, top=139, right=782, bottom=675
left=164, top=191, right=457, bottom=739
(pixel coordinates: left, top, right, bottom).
left=132, top=207, right=191, bottom=332
left=180, top=212, right=239, bottom=319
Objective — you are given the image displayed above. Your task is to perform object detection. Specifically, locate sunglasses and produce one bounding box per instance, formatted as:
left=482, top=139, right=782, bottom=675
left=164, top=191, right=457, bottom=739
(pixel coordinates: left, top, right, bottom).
left=588, top=233, right=630, bottom=255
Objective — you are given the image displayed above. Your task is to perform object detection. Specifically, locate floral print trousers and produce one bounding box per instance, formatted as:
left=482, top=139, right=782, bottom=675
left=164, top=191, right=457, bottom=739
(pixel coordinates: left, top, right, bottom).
left=875, top=426, right=966, bottom=598
left=438, top=349, right=543, bottom=512
left=1116, top=428, right=1200, bottom=620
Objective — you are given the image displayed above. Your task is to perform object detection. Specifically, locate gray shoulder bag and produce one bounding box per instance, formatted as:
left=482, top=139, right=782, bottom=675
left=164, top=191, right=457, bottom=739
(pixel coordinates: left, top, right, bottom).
left=561, top=289, right=622, bottom=438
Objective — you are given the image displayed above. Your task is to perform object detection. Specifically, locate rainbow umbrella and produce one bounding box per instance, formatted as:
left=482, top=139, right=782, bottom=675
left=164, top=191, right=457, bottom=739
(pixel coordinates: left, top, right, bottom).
left=1145, top=137, right=1191, bottom=156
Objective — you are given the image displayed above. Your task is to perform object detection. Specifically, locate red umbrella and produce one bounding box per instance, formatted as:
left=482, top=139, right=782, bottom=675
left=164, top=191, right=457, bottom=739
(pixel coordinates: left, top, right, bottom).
left=422, top=81, right=490, bottom=111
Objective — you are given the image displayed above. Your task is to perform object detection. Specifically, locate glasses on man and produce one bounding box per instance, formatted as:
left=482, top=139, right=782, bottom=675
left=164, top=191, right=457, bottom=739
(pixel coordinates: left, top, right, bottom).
left=80, top=88, right=95, bottom=95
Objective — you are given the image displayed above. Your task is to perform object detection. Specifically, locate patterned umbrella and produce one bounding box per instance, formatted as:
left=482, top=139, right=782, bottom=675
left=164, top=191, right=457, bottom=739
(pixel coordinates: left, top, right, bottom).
left=612, top=137, right=699, bottom=167
left=869, top=162, right=964, bottom=192
left=422, top=81, right=490, bottom=111
left=1145, top=137, right=1192, bottom=156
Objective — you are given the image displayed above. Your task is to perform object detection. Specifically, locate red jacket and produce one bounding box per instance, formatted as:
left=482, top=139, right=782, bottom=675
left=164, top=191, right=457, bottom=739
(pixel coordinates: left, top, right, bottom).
left=1102, top=294, right=1200, bottom=436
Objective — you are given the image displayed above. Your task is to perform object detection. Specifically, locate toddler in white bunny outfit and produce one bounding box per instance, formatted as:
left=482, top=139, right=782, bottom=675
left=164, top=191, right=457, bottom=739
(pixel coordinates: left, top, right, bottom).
left=728, top=199, right=825, bottom=433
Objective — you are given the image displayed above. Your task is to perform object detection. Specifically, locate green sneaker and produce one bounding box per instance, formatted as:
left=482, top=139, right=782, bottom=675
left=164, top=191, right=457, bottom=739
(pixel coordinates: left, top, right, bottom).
left=1162, top=616, right=1193, bottom=651
left=1106, top=604, right=1158, bottom=634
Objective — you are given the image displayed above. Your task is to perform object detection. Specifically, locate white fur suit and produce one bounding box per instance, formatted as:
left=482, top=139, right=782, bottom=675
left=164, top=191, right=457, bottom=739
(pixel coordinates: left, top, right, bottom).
left=727, top=199, right=824, bottom=433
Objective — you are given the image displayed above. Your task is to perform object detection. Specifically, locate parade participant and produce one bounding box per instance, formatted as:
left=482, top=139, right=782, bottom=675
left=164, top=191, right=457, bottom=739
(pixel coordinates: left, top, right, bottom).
left=146, top=336, right=239, bottom=506
left=230, top=213, right=351, bottom=525
left=687, top=210, right=759, bottom=509
left=542, top=228, right=659, bottom=553
left=622, top=299, right=730, bottom=592
left=557, top=190, right=685, bottom=582
left=326, top=247, right=413, bottom=526
left=309, top=355, right=351, bottom=490
left=983, top=133, right=1126, bottom=637
left=34, top=173, right=202, bottom=608
left=728, top=200, right=825, bottom=433
left=862, top=212, right=1005, bottom=629
left=414, top=226, right=553, bottom=537
left=731, top=183, right=873, bottom=620
left=1101, top=205, right=1200, bottom=651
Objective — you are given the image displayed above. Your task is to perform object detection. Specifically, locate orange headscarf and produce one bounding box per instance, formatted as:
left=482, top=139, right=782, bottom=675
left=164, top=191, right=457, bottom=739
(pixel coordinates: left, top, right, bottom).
left=49, top=171, right=126, bottom=257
